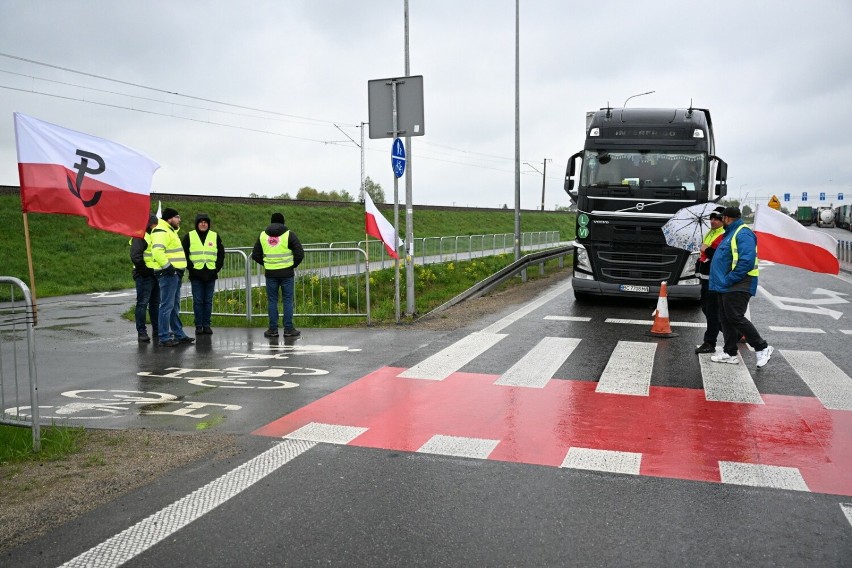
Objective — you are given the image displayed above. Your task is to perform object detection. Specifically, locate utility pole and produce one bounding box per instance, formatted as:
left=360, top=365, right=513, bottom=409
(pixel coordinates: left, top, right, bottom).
left=513, top=0, right=521, bottom=262
left=404, top=0, right=415, bottom=317
left=360, top=122, right=367, bottom=202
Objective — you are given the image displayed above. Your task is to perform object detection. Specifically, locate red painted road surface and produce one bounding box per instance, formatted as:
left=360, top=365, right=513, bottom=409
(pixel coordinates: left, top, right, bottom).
left=254, top=367, right=852, bottom=496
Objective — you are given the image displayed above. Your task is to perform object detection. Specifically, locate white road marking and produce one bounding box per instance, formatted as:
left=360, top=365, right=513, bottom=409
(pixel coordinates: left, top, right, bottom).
left=495, top=337, right=580, bottom=388
left=481, top=281, right=573, bottom=334
left=758, top=286, right=844, bottom=320
left=417, top=434, right=500, bottom=459
left=767, top=326, right=825, bottom=334
left=718, top=461, right=809, bottom=492
left=596, top=341, right=657, bottom=396
left=544, top=315, right=592, bottom=322
left=841, top=503, right=852, bottom=530
left=698, top=351, right=764, bottom=404
left=781, top=350, right=852, bottom=410
left=284, top=422, right=368, bottom=444
left=561, top=447, right=642, bottom=475
left=398, top=332, right=507, bottom=380
left=59, top=440, right=315, bottom=568
left=605, top=318, right=703, bottom=328
left=841, top=330, right=852, bottom=335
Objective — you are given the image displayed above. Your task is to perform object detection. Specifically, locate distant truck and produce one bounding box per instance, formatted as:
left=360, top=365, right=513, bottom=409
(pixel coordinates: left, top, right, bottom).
left=816, top=207, right=835, bottom=228
left=795, top=205, right=815, bottom=226
left=563, top=107, right=728, bottom=301
left=835, top=204, right=851, bottom=231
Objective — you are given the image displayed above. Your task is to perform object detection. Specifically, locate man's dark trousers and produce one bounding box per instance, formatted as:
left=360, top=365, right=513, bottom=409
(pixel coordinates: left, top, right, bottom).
left=718, top=290, right=768, bottom=356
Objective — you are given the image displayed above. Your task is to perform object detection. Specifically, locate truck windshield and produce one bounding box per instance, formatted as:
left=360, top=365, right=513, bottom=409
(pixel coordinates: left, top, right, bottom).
left=581, top=150, right=706, bottom=197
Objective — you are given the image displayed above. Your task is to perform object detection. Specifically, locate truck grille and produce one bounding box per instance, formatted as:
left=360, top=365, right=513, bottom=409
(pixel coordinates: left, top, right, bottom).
left=595, top=250, right=677, bottom=284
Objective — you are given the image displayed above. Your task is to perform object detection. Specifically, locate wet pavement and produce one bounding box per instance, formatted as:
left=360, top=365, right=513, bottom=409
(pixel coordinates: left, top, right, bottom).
left=5, top=264, right=852, bottom=566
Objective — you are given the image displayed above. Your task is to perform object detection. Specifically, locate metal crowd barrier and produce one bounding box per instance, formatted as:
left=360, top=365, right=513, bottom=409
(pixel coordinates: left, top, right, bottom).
left=0, top=276, right=41, bottom=452
left=838, top=240, right=852, bottom=266
left=179, top=231, right=563, bottom=323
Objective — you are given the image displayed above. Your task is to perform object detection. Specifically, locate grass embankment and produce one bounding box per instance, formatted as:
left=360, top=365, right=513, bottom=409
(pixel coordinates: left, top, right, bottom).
left=0, top=193, right=574, bottom=297
left=0, top=423, right=87, bottom=465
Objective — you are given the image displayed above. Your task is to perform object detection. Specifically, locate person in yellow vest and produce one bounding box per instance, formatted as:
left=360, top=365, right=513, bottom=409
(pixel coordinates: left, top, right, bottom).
left=708, top=206, right=773, bottom=368
left=251, top=212, right=304, bottom=338
left=151, top=207, right=194, bottom=347
left=694, top=207, right=726, bottom=354
left=181, top=213, right=225, bottom=335
left=130, top=214, right=160, bottom=342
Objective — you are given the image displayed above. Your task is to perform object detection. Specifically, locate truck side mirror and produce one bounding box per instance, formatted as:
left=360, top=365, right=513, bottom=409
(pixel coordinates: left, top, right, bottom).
left=564, top=151, right=582, bottom=193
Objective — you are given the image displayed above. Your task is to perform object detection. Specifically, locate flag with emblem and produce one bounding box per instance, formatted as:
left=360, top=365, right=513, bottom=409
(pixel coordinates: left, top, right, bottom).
left=14, top=112, right=160, bottom=238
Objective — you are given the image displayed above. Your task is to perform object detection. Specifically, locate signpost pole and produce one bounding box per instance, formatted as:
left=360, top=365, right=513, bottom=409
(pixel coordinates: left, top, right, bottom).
left=391, top=80, right=401, bottom=324
left=404, top=0, right=415, bottom=318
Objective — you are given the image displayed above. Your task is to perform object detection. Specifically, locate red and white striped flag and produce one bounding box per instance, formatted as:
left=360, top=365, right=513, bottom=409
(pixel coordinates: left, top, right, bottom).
left=364, top=192, right=402, bottom=259
left=14, top=112, right=160, bottom=238
left=753, top=204, right=839, bottom=274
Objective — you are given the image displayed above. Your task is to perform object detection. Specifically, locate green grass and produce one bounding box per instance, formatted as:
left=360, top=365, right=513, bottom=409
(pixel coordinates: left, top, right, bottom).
left=0, top=423, right=88, bottom=465
left=0, top=193, right=574, bottom=298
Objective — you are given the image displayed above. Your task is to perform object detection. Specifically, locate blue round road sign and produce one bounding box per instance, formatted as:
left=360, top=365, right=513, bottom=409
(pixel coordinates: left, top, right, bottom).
left=391, top=137, right=406, bottom=178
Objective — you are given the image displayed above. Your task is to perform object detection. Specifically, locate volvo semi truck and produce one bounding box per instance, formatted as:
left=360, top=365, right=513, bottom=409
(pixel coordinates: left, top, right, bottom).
left=563, top=107, right=728, bottom=301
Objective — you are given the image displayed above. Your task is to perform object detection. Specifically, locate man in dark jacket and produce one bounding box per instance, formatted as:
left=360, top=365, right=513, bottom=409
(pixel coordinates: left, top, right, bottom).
left=130, top=215, right=160, bottom=342
left=252, top=212, right=304, bottom=338
left=181, top=213, right=225, bottom=334
left=708, top=206, right=773, bottom=368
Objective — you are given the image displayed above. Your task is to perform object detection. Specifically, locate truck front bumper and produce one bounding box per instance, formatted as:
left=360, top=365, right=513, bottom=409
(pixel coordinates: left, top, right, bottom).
left=572, top=277, right=701, bottom=300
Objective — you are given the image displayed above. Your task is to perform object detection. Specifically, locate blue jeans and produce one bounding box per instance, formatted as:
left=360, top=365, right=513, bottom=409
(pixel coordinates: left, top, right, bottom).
left=190, top=279, right=216, bottom=328
left=266, top=275, right=294, bottom=331
left=134, top=275, right=160, bottom=334
left=157, top=273, right=187, bottom=342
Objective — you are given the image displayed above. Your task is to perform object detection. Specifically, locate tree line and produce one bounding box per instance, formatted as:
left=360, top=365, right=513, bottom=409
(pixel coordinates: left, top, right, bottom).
left=248, top=176, right=386, bottom=203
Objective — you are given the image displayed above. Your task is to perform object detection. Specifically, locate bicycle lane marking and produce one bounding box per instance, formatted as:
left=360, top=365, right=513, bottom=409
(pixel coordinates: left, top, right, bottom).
left=59, top=439, right=315, bottom=568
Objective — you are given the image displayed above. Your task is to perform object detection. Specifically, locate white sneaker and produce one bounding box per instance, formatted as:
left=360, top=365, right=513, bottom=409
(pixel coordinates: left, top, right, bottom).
left=756, top=346, right=774, bottom=368
left=710, top=352, right=739, bottom=364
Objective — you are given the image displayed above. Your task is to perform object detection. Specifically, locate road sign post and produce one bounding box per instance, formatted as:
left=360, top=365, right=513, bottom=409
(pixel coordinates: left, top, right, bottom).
left=368, top=75, right=426, bottom=322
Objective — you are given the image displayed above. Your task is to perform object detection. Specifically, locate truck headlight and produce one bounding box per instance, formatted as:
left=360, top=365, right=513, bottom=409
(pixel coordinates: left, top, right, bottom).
left=574, top=244, right=592, bottom=272
left=679, top=251, right=700, bottom=277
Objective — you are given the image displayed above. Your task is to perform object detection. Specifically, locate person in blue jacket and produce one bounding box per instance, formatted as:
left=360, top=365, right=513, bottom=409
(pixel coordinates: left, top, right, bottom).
left=708, top=206, right=774, bottom=368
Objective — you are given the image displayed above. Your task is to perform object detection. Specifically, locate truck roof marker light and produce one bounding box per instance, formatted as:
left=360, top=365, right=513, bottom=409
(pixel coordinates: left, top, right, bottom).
left=590, top=127, right=600, bottom=137
left=693, top=129, right=705, bottom=139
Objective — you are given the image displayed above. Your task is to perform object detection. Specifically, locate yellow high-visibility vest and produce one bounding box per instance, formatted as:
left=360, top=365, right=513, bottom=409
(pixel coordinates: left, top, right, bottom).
left=188, top=230, right=218, bottom=269
left=730, top=224, right=759, bottom=276
left=151, top=219, right=187, bottom=270
left=260, top=230, right=294, bottom=270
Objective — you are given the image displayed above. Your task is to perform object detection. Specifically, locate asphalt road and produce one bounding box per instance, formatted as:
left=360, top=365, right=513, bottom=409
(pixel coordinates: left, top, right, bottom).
left=4, top=256, right=852, bottom=567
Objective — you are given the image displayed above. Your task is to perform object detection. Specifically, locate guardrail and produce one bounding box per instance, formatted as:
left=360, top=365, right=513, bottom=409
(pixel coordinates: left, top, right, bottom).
left=838, top=240, right=852, bottom=267
left=0, top=276, right=41, bottom=452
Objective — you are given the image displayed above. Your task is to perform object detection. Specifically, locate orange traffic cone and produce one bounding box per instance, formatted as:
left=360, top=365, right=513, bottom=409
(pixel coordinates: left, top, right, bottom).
left=647, top=281, right=678, bottom=338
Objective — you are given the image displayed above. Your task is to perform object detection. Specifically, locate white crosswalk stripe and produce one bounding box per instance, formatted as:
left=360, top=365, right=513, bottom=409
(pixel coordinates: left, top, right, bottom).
left=495, top=337, right=580, bottom=388
left=781, top=350, right=852, bottom=411
left=596, top=341, right=657, bottom=396
left=398, top=332, right=506, bottom=380
left=698, top=350, right=764, bottom=404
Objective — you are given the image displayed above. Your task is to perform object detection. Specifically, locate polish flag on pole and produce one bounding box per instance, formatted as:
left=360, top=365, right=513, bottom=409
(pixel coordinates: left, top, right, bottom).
left=364, top=192, right=402, bottom=259
left=14, top=112, right=160, bottom=238
left=753, top=204, right=839, bottom=274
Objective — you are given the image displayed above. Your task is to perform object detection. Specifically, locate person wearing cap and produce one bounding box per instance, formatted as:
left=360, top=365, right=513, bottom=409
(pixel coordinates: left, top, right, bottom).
left=708, top=206, right=774, bottom=368
left=129, top=214, right=161, bottom=342
left=151, top=207, right=194, bottom=347
left=252, top=212, right=304, bottom=338
left=182, top=213, right=225, bottom=335
left=694, top=207, right=726, bottom=354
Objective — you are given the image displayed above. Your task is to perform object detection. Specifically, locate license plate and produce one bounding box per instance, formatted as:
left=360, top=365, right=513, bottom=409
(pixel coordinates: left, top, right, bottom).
left=619, top=284, right=650, bottom=293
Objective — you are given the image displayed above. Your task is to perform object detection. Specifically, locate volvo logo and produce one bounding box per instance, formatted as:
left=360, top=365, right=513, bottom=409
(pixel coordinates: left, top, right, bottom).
left=636, top=203, right=645, bottom=211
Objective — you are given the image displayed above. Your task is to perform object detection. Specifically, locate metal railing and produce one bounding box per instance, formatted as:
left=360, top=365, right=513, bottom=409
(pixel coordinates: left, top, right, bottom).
left=838, top=240, right=852, bottom=267
left=180, top=247, right=372, bottom=324
left=0, top=277, right=40, bottom=451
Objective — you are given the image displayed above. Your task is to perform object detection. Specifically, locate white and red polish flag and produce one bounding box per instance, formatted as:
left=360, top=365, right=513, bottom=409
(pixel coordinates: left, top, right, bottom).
left=14, top=112, right=160, bottom=238
left=753, top=204, right=839, bottom=274
left=364, top=192, right=402, bottom=259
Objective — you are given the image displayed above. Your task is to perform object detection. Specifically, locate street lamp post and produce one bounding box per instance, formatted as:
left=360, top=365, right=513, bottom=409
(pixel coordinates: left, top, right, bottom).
left=623, top=90, right=655, bottom=107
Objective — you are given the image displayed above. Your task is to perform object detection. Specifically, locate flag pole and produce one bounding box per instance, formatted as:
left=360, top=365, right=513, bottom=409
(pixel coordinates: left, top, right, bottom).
left=21, top=211, right=39, bottom=326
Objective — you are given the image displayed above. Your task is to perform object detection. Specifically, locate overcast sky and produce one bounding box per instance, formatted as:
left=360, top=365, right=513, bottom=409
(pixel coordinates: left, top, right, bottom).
left=2, top=0, right=851, bottom=212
